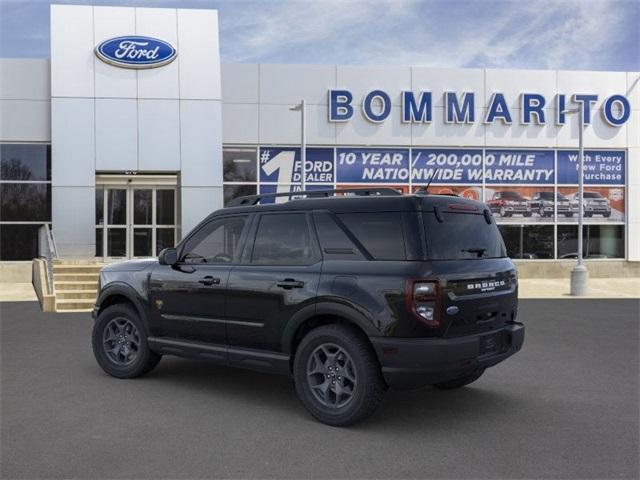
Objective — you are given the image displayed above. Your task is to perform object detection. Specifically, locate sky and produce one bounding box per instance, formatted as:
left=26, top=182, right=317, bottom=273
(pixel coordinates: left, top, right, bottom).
left=0, top=0, right=638, bottom=71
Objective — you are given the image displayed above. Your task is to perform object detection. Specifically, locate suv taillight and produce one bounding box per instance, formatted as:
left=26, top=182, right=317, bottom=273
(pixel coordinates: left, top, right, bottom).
left=406, top=280, right=440, bottom=327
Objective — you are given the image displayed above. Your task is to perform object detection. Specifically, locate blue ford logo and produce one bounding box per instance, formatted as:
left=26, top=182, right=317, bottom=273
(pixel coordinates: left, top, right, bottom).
left=95, top=36, right=177, bottom=69
left=446, top=306, right=459, bottom=316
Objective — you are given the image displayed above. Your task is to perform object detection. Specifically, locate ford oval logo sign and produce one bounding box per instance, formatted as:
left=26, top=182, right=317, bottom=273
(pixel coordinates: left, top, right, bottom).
left=95, top=36, right=177, bottom=69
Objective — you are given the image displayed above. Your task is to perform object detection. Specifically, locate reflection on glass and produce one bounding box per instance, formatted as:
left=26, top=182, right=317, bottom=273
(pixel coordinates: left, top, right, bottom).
left=0, top=183, right=51, bottom=221
left=133, top=190, right=152, bottom=225
left=107, top=228, right=126, bottom=257
left=133, top=228, right=152, bottom=257
left=156, top=228, right=175, bottom=255
left=223, top=184, right=256, bottom=206
left=498, top=225, right=554, bottom=259
left=107, top=189, right=127, bottom=225
left=223, top=148, right=257, bottom=182
left=0, top=224, right=40, bottom=260
left=95, top=188, right=104, bottom=225
left=156, top=190, right=175, bottom=225
left=0, top=144, right=51, bottom=181
left=557, top=225, right=624, bottom=259
left=95, top=228, right=103, bottom=257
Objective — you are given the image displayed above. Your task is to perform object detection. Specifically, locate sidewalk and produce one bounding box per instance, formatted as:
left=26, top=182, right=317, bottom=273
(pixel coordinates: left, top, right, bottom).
left=0, top=283, right=37, bottom=302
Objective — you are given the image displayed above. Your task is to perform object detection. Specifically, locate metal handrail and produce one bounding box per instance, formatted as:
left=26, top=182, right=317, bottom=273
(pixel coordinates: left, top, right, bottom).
left=227, top=187, right=402, bottom=207
left=38, top=224, right=58, bottom=293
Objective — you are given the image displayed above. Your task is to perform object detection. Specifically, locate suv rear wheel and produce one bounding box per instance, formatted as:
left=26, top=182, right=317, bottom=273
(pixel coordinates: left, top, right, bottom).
left=293, top=324, right=387, bottom=426
left=92, top=304, right=161, bottom=379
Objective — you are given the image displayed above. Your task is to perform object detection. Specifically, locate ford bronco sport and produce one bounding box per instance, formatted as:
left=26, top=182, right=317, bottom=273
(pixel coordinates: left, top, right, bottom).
left=92, top=188, right=524, bottom=426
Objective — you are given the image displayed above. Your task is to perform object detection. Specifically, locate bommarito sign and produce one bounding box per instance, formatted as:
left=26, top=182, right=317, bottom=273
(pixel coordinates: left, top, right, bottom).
left=328, top=90, right=631, bottom=127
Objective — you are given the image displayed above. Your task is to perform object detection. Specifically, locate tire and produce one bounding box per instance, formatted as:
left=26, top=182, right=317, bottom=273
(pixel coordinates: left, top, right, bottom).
left=433, top=369, right=484, bottom=390
left=92, top=303, right=161, bottom=379
left=603, top=211, right=611, bottom=218
left=565, top=213, right=574, bottom=218
left=523, top=211, right=532, bottom=218
left=293, top=324, right=387, bottom=426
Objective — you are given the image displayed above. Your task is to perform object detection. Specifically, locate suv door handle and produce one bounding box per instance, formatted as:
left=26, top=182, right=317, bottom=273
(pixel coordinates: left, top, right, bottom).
left=198, top=276, right=221, bottom=286
left=276, top=278, right=305, bottom=289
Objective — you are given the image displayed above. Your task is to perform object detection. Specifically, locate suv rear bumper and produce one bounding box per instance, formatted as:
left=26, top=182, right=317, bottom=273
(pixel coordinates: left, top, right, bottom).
left=370, top=323, right=524, bottom=390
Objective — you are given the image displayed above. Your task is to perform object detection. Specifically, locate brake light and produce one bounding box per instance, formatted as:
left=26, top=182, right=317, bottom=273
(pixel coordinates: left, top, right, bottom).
left=406, top=280, right=440, bottom=327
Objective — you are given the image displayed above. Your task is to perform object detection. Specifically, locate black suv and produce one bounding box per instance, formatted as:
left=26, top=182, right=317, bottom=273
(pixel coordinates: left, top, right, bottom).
left=92, top=188, right=524, bottom=426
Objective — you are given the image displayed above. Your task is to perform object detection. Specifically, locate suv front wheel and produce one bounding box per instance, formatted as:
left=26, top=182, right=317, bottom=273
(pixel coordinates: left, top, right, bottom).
left=92, top=304, right=161, bottom=379
left=293, top=324, right=387, bottom=426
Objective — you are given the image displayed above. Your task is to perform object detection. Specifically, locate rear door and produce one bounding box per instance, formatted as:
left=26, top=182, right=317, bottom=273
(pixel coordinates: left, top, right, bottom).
left=225, top=211, right=321, bottom=353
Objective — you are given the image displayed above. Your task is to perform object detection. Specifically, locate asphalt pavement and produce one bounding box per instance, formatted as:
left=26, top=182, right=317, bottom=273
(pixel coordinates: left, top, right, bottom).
left=1, top=300, right=638, bottom=479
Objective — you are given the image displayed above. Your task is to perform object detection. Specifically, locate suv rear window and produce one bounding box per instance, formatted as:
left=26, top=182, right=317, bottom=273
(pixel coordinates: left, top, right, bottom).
left=423, top=212, right=506, bottom=260
left=337, top=212, right=406, bottom=260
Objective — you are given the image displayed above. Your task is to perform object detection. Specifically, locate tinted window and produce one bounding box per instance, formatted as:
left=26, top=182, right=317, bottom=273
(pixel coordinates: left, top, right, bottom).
left=182, top=216, right=247, bottom=264
left=538, top=192, right=554, bottom=200
left=1, top=144, right=51, bottom=181
left=251, top=213, right=315, bottom=265
left=584, top=192, right=603, bottom=198
left=0, top=224, right=40, bottom=260
left=424, top=212, right=506, bottom=260
left=223, top=148, right=257, bottom=182
left=501, top=191, right=524, bottom=200
left=337, top=213, right=406, bottom=260
left=557, top=225, right=624, bottom=259
left=313, top=212, right=364, bottom=260
left=224, top=184, right=257, bottom=206
left=498, top=225, right=553, bottom=259
left=0, top=183, right=51, bottom=221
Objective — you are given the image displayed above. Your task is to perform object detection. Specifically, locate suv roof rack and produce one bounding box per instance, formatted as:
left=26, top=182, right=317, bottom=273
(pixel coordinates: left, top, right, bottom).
left=227, top=187, right=402, bottom=207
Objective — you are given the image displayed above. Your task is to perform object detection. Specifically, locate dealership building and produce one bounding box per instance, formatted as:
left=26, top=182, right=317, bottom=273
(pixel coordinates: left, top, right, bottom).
left=1, top=4, right=639, bottom=279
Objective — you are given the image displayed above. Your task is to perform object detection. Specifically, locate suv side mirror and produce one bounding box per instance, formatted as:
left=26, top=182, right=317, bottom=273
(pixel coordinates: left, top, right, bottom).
left=158, top=247, right=178, bottom=266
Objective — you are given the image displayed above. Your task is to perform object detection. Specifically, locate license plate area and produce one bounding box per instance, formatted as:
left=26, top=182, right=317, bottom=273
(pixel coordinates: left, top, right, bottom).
left=479, top=332, right=500, bottom=356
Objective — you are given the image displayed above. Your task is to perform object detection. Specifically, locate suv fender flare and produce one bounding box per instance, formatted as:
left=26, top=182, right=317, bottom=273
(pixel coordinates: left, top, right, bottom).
left=281, top=301, right=379, bottom=354
left=95, top=283, right=150, bottom=334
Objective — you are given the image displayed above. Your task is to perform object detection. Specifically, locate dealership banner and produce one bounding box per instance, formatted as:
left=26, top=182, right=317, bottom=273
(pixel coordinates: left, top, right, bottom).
left=336, top=148, right=410, bottom=183
left=411, top=149, right=483, bottom=184
left=484, top=150, right=554, bottom=184
left=259, top=147, right=334, bottom=184
left=557, top=150, right=625, bottom=185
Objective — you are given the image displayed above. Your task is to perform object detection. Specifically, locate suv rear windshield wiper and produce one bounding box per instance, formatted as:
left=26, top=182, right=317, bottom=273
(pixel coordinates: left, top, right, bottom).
left=461, top=247, right=487, bottom=257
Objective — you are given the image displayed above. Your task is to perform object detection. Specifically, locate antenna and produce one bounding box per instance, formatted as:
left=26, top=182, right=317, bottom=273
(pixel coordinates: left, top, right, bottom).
left=424, top=168, right=439, bottom=193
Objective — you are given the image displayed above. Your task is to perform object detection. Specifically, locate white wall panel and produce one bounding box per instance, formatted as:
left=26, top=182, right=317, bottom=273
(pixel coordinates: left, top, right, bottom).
left=138, top=99, right=180, bottom=170
left=556, top=111, right=627, bottom=148
left=306, top=105, right=336, bottom=145
left=51, top=98, right=94, bottom=186
left=177, top=9, right=220, bottom=100
left=180, top=100, right=223, bottom=186
left=628, top=110, right=640, bottom=148
left=412, top=107, right=485, bottom=147
left=336, top=106, right=411, bottom=146
left=485, top=69, right=557, bottom=110
left=259, top=104, right=300, bottom=144
left=557, top=70, right=627, bottom=111
left=628, top=148, right=640, bottom=188
left=260, top=64, right=335, bottom=105
left=222, top=103, right=259, bottom=144
left=337, top=66, right=410, bottom=107
left=51, top=4, right=94, bottom=98
left=485, top=108, right=558, bottom=147
left=0, top=59, right=50, bottom=100
left=181, top=186, right=223, bottom=237
left=93, top=6, right=136, bottom=98
left=52, top=186, right=95, bottom=257
left=221, top=64, right=259, bottom=103
left=95, top=98, right=137, bottom=171
left=0, top=100, right=51, bottom=142
left=136, top=7, right=180, bottom=99
left=411, top=67, right=485, bottom=108
left=626, top=72, right=640, bottom=110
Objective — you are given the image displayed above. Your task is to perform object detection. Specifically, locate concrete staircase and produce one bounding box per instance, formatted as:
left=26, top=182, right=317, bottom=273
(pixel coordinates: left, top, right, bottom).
left=53, top=261, right=103, bottom=312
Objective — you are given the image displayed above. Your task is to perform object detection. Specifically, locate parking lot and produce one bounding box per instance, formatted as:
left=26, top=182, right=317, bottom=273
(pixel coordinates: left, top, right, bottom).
left=1, top=299, right=638, bottom=479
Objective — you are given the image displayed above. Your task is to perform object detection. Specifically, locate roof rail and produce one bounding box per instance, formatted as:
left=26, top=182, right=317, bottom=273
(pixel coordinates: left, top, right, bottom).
left=226, top=187, right=402, bottom=207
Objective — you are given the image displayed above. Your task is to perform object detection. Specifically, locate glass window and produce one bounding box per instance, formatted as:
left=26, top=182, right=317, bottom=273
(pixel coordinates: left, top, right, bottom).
left=337, top=212, right=406, bottom=260
left=557, top=225, right=624, bottom=259
left=498, top=225, right=554, bottom=259
left=0, top=224, right=40, bottom=260
left=182, top=216, right=247, bottom=264
left=251, top=213, right=315, bottom=265
left=156, top=228, right=175, bottom=255
left=0, top=144, right=50, bottom=181
left=107, top=189, right=126, bottom=225
left=95, top=188, right=104, bottom=226
left=424, top=212, right=506, bottom=260
left=223, top=148, right=257, bottom=182
left=133, top=190, right=152, bottom=225
left=133, top=228, right=153, bottom=257
left=95, top=228, right=103, bottom=257
left=156, top=190, right=175, bottom=225
left=0, top=183, right=51, bottom=221
left=313, top=212, right=364, bottom=260
left=107, top=229, right=127, bottom=257
left=224, top=184, right=257, bottom=206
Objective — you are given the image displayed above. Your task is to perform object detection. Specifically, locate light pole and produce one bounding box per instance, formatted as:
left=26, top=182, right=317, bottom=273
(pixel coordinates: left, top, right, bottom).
left=564, top=104, right=588, bottom=295
left=289, top=100, right=306, bottom=191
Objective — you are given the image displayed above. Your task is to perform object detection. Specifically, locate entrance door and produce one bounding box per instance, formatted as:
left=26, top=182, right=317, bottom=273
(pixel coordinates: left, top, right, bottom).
left=96, top=182, right=177, bottom=259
